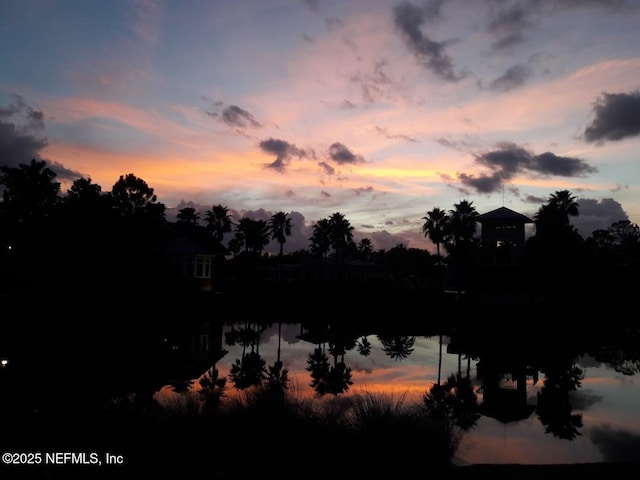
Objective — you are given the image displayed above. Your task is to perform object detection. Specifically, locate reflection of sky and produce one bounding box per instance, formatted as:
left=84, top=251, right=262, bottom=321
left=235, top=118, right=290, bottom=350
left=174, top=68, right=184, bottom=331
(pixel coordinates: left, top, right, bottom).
left=163, top=324, right=640, bottom=466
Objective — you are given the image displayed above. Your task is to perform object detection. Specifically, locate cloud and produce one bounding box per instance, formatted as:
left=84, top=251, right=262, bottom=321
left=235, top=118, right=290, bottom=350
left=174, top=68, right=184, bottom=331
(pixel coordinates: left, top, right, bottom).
left=589, top=425, right=640, bottom=463
left=328, top=142, right=365, bottom=165
left=392, top=1, right=465, bottom=83
left=484, top=0, right=628, bottom=55
left=571, top=197, right=628, bottom=238
left=486, top=2, right=534, bottom=34
left=457, top=142, right=597, bottom=194
left=221, top=105, right=262, bottom=129
left=489, top=31, right=526, bottom=52
left=374, top=126, right=419, bottom=143
left=0, top=94, right=80, bottom=182
left=205, top=101, right=262, bottom=134
left=489, top=64, right=534, bottom=92
left=318, top=161, right=335, bottom=175
left=583, top=90, right=640, bottom=143
left=259, top=137, right=307, bottom=172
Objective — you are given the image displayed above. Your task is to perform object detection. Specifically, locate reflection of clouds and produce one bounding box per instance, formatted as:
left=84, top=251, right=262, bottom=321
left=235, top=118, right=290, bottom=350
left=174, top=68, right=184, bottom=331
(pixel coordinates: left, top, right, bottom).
left=578, top=354, right=602, bottom=369
left=570, top=389, right=603, bottom=411
left=589, top=425, right=640, bottom=462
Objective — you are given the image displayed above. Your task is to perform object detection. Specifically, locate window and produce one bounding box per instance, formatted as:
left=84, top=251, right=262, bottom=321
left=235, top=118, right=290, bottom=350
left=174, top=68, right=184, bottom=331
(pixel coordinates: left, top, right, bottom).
left=194, top=256, right=212, bottom=278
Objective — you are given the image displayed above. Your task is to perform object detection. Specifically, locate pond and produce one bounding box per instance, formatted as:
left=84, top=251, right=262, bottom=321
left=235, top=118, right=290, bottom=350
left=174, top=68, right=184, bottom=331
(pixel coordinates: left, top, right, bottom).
left=158, top=319, right=640, bottom=466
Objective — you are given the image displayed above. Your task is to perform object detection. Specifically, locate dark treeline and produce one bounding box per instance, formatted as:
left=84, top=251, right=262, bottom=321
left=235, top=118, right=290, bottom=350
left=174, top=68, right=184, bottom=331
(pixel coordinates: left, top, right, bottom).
left=2, top=159, right=638, bottom=305
left=1, top=159, right=640, bottom=476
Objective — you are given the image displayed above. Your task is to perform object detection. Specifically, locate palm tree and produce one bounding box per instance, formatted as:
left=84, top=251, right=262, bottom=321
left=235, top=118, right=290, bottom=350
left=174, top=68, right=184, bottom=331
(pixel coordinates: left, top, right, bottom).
left=268, top=211, right=292, bottom=256
left=204, top=204, right=232, bottom=242
left=357, top=238, right=373, bottom=260
left=309, top=218, right=332, bottom=260
left=234, top=217, right=270, bottom=254
left=176, top=206, right=200, bottom=225
left=534, top=190, right=579, bottom=236
left=446, top=200, right=478, bottom=255
left=421, top=207, right=449, bottom=264
left=445, top=200, right=479, bottom=292
left=549, top=190, right=579, bottom=223
left=328, top=211, right=355, bottom=261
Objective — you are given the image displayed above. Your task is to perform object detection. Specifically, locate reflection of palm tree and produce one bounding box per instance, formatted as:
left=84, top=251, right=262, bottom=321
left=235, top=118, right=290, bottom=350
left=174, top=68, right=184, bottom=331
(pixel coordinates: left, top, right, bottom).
left=437, top=334, right=443, bottom=385
left=229, top=351, right=267, bottom=389
left=266, top=321, right=289, bottom=391
left=326, top=361, right=353, bottom=394
left=198, top=366, right=227, bottom=414
left=226, top=322, right=268, bottom=389
left=446, top=374, right=480, bottom=430
left=306, top=346, right=331, bottom=395
left=357, top=336, right=372, bottom=356
left=536, top=361, right=584, bottom=440
left=423, top=374, right=479, bottom=432
left=306, top=344, right=353, bottom=395
left=378, top=335, right=415, bottom=361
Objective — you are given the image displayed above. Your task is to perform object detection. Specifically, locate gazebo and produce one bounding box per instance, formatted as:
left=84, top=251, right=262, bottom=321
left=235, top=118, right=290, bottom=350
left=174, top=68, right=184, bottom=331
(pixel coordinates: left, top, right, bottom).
left=476, top=206, right=533, bottom=265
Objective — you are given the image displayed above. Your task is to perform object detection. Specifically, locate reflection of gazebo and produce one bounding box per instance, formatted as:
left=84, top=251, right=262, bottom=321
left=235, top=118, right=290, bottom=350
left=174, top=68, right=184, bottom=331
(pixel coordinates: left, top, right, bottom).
left=479, top=388, right=536, bottom=424
left=477, top=356, right=537, bottom=424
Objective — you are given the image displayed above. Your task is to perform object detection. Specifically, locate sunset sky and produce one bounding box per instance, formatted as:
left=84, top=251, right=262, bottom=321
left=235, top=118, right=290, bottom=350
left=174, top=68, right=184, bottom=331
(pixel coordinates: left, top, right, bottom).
left=2, top=0, right=640, bottom=253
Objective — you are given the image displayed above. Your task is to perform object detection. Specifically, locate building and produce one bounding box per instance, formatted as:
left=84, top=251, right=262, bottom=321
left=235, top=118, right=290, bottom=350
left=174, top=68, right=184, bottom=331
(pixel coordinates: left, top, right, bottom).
left=476, top=206, right=533, bottom=265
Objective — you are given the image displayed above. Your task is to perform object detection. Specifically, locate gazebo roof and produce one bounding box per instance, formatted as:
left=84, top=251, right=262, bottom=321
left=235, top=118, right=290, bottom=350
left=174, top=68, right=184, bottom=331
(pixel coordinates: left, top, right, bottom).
left=476, top=206, right=533, bottom=224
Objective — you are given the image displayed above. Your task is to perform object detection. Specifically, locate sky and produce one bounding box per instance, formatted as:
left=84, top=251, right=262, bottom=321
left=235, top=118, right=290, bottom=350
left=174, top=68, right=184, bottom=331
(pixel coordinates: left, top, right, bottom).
left=2, top=0, right=640, bottom=254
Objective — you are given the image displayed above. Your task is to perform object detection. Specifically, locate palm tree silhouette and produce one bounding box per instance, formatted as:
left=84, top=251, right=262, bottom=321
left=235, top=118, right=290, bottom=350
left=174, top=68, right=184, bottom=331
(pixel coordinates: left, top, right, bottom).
left=176, top=206, right=200, bottom=225
left=422, top=207, right=449, bottom=263
left=328, top=212, right=355, bottom=261
left=234, top=217, right=270, bottom=254
left=268, top=211, right=292, bottom=256
left=378, top=334, right=416, bottom=361
left=204, top=204, right=232, bottom=242
left=309, top=218, right=331, bottom=260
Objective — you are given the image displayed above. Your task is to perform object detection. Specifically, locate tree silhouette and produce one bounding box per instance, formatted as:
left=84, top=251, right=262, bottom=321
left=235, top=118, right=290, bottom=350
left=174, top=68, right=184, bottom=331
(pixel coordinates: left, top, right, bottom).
left=378, top=335, right=416, bottom=361
left=309, top=218, right=332, bottom=260
left=328, top=211, right=355, bottom=261
left=0, top=159, right=61, bottom=291
left=268, top=211, right=292, bottom=256
left=357, top=238, right=373, bottom=260
left=198, top=366, right=227, bottom=414
left=306, top=346, right=332, bottom=395
left=445, top=200, right=479, bottom=262
left=266, top=321, right=290, bottom=392
left=110, top=172, right=165, bottom=222
left=176, top=206, right=200, bottom=225
left=226, top=322, right=268, bottom=389
left=423, top=373, right=479, bottom=432
left=357, top=336, right=372, bottom=356
left=0, top=159, right=60, bottom=224
left=234, top=217, right=270, bottom=254
left=205, top=204, right=232, bottom=242
left=422, top=207, right=449, bottom=265
left=526, top=189, right=585, bottom=297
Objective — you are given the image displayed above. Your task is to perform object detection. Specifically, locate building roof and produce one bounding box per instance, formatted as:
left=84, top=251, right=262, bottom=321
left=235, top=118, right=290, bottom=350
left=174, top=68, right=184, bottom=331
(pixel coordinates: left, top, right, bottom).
left=476, top=206, right=533, bottom=224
